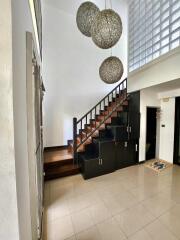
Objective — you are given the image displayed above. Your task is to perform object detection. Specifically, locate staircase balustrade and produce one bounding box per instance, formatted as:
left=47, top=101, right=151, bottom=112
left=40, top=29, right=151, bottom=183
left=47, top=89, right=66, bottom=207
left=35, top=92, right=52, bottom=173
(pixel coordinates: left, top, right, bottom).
left=73, top=78, right=127, bottom=161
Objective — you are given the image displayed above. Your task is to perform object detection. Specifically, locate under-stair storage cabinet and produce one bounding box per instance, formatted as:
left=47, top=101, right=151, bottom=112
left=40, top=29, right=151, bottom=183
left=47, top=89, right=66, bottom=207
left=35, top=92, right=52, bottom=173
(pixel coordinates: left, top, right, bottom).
left=115, top=91, right=140, bottom=169
left=79, top=91, right=140, bottom=179
left=80, top=140, right=116, bottom=179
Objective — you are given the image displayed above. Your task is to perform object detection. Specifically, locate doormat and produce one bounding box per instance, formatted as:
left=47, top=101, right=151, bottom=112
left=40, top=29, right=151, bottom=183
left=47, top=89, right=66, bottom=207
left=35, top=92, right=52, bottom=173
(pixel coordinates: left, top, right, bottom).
left=145, top=159, right=172, bottom=173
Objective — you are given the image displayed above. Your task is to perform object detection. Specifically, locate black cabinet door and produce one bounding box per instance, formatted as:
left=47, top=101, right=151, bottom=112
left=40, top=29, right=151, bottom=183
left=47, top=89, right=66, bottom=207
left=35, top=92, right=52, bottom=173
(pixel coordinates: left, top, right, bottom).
left=83, top=158, right=102, bottom=179
left=99, top=141, right=115, bottom=174
left=116, top=142, right=126, bottom=169
left=128, top=91, right=140, bottom=113
left=128, top=91, right=140, bottom=140
left=125, top=141, right=137, bottom=164
left=107, top=125, right=128, bottom=142
left=116, top=141, right=137, bottom=169
left=128, top=111, right=140, bottom=140
left=117, top=111, right=128, bottom=125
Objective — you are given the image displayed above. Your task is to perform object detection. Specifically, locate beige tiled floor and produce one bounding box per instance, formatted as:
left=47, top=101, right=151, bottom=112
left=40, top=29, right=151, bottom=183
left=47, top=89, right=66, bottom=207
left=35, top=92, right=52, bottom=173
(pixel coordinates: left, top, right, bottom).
left=43, top=164, right=180, bottom=240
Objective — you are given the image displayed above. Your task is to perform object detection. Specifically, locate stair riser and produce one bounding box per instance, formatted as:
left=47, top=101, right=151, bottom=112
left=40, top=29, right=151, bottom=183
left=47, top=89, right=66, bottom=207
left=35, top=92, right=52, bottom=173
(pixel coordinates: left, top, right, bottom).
left=45, top=168, right=80, bottom=181
left=44, top=158, right=73, bottom=170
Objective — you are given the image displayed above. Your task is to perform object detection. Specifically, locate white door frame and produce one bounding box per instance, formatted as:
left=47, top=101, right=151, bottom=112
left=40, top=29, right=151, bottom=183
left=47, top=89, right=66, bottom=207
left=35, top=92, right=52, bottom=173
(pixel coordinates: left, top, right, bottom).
left=26, top=31, right=43, bottom=240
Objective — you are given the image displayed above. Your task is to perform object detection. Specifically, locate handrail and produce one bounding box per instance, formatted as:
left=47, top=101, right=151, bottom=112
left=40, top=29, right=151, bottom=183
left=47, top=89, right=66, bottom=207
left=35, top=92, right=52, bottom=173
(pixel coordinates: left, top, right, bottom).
left=77, top=93, right=127, bottom=148
left=73, top=78, right=127, bottom=162
left=77, top=78, right=127, bottom=124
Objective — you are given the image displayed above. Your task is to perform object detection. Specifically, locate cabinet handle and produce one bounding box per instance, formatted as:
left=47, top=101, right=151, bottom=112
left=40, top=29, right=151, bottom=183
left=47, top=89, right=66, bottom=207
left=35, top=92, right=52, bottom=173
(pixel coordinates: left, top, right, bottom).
left=99, top=159, right=100, bottom=165
left=124, top=142, right=128, bottom=147
left=101, top=158, right=103, bottom=165
left=129, top=126, right=132, bottom=133
left=127, top=126, right=129, bottom=132
left=135, top=144, right=138, bottom=152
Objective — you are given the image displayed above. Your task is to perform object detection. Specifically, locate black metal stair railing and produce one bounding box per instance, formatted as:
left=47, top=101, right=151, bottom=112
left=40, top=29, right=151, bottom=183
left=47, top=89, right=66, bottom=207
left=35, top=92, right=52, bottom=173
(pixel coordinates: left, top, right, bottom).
left=73, top=78, right=127, bottom=160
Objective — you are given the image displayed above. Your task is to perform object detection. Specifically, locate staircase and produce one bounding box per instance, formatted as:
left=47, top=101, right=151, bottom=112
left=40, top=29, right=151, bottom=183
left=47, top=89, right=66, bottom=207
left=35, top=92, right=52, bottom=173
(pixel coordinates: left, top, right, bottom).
left=44, top=78, right=128, bottom=180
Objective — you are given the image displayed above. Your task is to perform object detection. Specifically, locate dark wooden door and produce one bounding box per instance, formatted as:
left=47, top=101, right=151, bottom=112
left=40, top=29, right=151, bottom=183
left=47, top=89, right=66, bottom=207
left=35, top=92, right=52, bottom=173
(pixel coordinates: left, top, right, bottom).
left=146, top=107, right=157, bottom=160
left=174, top=97, right=180, bottom=165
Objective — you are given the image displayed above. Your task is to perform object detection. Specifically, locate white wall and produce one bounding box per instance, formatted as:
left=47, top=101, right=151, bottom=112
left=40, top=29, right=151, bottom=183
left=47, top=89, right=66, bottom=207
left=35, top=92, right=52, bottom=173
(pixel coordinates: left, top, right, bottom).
left=12, top=0, right=41, bottom=239
left=0, top=1, right=20, bottom=239
left=159, top=98, right=175, bottom=163
left=128, top=47, right=180, bottom=93
left=42, top=0, right=128, bottom=146
left=139, top=89, right=160, bottom=162
left=158, top=89, right=180, bottom=163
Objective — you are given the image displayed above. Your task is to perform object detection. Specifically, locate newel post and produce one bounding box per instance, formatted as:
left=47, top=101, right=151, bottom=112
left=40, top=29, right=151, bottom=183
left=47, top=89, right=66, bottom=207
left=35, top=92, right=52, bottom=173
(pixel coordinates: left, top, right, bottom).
left=73, top=117, right=77, bottom=163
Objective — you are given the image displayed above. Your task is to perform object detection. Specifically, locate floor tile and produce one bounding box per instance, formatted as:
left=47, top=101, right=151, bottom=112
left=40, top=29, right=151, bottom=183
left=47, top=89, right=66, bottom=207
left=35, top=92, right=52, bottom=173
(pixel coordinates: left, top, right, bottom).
left=115, top=189, right=139, bottom=210
left=71, top=208, right=94, bottom=234
left=76, top=226, right=101, bottom=240
left=73, top=181, right=95, bottom=196
left=46, top=215, right=74, bottom=240
left=142, top=192, right=176, bottom=217
left=67, top=192, right=97, bottom=213
left=102, top=195, right=125, bottom=216
left=128, top=229, right=152, bottom=240
left=159, top=204, right=180, bottom=238
left=65, top=236, right=76, bottom=240
left=45, top=199, right=70, bottom=222
left=115, top=203, right=155, bottom=237
left=129, top=183, right=160, bottom=202
left=162, top=185, right=180, bottom=204
left=97, top=218, right=127, bottom=240
left=120, top=176, right=138, bottom=190
left=88, top=201, right=112, bottom=224
left=145, top=219, right=178, bottom=240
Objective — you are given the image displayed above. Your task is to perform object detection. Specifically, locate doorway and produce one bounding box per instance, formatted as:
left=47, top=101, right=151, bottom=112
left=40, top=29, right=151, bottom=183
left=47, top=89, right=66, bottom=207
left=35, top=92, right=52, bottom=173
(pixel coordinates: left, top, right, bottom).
left=174, top=97, right=180, bottom=165
left=146, top=107, right=157, bottom=160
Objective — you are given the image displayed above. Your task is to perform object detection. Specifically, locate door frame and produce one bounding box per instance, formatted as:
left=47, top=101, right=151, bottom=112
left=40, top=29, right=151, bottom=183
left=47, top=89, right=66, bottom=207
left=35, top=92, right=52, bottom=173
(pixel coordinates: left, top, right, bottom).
left=173, top=97, right=180, bottom=165
left=26, top=31, right=43, bottom=239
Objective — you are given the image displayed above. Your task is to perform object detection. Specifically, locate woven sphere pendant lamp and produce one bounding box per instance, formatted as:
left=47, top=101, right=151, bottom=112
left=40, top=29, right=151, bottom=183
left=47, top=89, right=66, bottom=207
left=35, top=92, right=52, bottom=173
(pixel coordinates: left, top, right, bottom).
left=99, top=56, right=124, bottom=84
left=76, top=2, right=100, bottom=37
left=91, top=9, right=122, bottom=49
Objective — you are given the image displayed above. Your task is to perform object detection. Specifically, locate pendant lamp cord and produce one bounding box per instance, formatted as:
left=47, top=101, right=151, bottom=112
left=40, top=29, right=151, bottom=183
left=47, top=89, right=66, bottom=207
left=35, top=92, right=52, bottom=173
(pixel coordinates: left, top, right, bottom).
left=110, top=0, right=112, bottom=9
left=105, top=0, right=112, bottom=9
